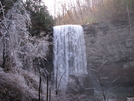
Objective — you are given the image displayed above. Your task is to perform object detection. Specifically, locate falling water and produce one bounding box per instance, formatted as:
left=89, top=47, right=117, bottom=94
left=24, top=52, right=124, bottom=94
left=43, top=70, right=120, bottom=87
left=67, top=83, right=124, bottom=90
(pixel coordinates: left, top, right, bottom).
left=53, top=25, right=87, bottom=90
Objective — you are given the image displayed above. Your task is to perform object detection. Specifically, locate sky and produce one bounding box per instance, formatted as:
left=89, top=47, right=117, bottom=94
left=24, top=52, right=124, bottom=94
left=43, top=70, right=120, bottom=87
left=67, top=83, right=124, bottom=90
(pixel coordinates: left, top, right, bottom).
left=43, top=0, right=68, bottom=16
left=43, top=0, right=92, bottom=17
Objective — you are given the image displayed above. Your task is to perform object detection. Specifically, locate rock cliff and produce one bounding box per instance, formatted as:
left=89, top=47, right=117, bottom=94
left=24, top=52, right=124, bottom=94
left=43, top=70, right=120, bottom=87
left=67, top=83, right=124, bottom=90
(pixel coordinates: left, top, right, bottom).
left=83, top=14, right=134, bottom=87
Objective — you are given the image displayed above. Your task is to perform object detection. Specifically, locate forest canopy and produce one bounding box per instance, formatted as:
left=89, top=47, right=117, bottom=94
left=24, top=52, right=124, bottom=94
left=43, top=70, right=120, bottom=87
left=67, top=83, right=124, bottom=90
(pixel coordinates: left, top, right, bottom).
left=55, top=0, right=134, bottom=25
left=24, top=0, right=54, bottom=36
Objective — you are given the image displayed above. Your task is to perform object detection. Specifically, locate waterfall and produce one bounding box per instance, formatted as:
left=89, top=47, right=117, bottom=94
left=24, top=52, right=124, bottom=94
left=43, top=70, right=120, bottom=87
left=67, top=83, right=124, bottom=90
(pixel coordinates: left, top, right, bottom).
left=53, top=25, right=87, bottom=90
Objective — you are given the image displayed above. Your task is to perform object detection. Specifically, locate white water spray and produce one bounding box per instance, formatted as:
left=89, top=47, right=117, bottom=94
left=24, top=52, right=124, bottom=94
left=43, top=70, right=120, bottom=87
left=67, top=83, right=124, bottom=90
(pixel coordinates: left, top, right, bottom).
left=53, top=25, right=87, bottom=90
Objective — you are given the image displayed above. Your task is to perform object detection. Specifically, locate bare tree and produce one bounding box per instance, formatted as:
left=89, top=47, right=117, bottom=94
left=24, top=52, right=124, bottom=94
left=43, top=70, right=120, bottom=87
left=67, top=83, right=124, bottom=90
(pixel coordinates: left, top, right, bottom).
left=89, top=61, right=120, bottom=101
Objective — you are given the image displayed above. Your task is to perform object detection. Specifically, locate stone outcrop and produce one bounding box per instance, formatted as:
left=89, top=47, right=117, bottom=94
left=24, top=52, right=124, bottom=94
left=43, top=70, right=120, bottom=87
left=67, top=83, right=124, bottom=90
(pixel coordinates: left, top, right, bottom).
left=67, top=74, right=93, bottom=95
left=83, top=15, right=134, bottom=87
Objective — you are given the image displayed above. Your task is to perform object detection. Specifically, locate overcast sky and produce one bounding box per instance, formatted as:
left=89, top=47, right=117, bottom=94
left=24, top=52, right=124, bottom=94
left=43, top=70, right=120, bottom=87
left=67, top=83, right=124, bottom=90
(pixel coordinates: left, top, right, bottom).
left=43, top=0, right=82, bottom=16
left=43, top=0, right=67, bottom=16
left=43, top=0, right=92, bottom=16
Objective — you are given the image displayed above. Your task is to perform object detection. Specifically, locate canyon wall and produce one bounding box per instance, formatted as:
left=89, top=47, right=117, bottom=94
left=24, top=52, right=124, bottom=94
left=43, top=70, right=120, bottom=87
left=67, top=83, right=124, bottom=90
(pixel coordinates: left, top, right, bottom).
left=83, top=15, right=134, bottom=86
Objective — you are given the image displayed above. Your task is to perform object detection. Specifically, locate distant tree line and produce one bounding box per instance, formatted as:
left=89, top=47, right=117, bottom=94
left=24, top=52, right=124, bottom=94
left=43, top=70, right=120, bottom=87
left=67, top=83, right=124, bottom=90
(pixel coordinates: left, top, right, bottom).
left=55, top=0, right=134, bottom=25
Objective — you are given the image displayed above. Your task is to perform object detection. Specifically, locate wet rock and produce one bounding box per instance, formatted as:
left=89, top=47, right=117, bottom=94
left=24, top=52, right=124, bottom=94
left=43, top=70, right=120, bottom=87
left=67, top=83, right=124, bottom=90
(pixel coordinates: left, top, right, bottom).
left=67, top=74, right=93, bottom=95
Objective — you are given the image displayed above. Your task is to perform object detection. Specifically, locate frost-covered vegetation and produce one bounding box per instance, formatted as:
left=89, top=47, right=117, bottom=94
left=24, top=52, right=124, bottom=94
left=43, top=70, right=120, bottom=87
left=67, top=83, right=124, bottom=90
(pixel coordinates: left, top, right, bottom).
left=0, top=0, right=53, bottom=100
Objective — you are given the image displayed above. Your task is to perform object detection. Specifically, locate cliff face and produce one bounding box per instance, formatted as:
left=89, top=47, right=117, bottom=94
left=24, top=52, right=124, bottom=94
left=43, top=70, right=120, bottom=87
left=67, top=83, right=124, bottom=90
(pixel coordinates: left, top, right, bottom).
left=83, top=15, right=134, bottom=85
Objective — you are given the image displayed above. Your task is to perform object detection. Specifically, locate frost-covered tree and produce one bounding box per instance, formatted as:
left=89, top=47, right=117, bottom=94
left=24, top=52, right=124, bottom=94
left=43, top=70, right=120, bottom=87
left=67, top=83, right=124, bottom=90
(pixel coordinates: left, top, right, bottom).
left=0, top=0, right=49, bottom=70
left=0, top=0, right=50, bottom=100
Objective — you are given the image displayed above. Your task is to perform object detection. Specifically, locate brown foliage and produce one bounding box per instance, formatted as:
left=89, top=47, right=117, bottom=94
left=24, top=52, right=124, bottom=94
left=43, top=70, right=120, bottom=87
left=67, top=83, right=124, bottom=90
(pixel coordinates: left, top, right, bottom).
left=55, top=0, right=134, bottom=25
